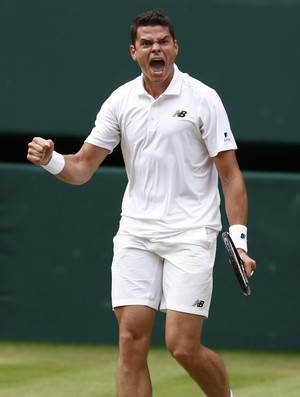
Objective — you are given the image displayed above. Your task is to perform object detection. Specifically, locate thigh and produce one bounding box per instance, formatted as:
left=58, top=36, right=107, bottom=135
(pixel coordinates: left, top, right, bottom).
left=112, top=234, right=163, bottom=310
left=160, top=228, right=217, bottom=317
left=115, top=305, right=156, bottom=337
left=165, top=309, right=205, bottom=350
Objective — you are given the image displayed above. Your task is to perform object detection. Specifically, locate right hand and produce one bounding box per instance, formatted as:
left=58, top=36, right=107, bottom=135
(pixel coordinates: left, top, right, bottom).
left=27, top=137, right=54, bottom=166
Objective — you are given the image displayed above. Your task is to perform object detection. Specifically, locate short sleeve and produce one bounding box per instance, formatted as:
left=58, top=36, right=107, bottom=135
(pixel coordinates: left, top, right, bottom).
left=200, top=89, right=237, bottom=157
left=85, top=94, right=121, bottom=152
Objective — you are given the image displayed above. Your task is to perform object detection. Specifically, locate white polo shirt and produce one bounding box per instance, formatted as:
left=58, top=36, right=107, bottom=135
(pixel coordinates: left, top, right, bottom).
left=85, top=65, right=237, bottom=237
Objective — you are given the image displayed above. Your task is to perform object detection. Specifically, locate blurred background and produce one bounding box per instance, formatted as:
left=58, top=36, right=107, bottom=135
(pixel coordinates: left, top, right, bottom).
left=1, top=0, right=299, bottom=350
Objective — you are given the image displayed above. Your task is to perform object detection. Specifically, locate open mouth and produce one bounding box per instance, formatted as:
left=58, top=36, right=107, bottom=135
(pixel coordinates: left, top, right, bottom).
left=150, top=59, right=165, bottom=73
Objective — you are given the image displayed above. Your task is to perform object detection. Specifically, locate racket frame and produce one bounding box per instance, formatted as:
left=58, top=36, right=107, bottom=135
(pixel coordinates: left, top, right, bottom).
left=222, top=231, right=251, bottom=296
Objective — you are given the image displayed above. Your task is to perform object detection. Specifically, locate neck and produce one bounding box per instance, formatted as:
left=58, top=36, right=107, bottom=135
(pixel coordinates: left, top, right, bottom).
left=143, top=81, right=167, bottom=99
left=143, top=70, right=174, bottom=99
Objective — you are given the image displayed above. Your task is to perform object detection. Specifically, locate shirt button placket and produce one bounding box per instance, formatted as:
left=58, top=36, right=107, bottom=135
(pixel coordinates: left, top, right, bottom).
left=148, top=102, right=157, bottom=133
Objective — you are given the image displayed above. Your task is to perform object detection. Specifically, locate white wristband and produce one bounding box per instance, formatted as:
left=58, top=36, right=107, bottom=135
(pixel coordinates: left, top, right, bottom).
left=42, top=151, right=65, bottom=175
left=229, top=224, right=248, bottom=252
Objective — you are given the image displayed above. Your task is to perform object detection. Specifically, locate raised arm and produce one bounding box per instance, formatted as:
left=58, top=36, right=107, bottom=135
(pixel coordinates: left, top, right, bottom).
left=27, top=137, right=110, bottom=185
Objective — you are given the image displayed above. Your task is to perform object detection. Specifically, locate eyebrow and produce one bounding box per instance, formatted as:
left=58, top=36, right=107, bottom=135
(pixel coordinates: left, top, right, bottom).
left=139, top=35, right=170, bottom=43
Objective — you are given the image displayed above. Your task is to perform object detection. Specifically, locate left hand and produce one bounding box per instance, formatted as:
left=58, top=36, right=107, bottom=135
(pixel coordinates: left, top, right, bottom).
left=237, top=249, right=256, bottom=279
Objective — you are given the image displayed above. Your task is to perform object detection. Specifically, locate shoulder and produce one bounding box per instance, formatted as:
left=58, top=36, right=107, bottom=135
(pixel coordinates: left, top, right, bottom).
left=178, top=68, right=211, bottom=92
left=109, top=76, right=142, bottom=100
left=180, top=70, right=221, bottom=103
left=99, top=75, right=142, bottom=114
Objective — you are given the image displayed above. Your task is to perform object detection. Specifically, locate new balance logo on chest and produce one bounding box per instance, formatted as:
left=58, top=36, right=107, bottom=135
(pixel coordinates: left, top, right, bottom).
left=173, top=110, right=187, bottom=118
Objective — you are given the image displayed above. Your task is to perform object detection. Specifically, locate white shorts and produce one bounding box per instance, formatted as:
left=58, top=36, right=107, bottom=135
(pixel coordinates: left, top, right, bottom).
left=111, top=228, right=218, bottom=317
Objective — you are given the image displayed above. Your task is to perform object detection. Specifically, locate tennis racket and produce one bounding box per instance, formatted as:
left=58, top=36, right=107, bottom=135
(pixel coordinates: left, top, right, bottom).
left=222, top=231, right=251, bottom=296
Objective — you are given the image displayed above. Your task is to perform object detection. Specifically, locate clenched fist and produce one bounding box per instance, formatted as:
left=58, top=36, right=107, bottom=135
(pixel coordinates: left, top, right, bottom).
left=27, top=137, right=54, bottom=166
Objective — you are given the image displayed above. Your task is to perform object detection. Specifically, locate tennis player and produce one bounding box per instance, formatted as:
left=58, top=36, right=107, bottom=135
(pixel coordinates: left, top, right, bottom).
left=27, top=9, right=256, bottom=397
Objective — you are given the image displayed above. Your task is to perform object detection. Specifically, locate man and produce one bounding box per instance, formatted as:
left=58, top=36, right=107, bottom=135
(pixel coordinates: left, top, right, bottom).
left=27, top=9, right=256, bottom=397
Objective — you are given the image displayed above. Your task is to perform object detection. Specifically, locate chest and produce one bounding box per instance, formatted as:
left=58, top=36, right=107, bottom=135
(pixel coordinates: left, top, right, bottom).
left=118, top=94, right=202, bottom=149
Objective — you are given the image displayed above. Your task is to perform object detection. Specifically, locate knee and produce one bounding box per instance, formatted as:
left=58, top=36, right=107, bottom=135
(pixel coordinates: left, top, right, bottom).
left=119, top=330, right=150, bottom=364
left=166, top=339, right=193, bottom=367
left=166, top=336, right=202, bottom=369
left=119, top=330, right=141, bottom=352
left=115, top=306, right=155, bottom=367
left=169, top=348, right=190, bottom=367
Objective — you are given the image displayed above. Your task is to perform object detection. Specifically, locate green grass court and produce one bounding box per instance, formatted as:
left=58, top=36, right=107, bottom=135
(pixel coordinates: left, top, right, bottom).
left=0, top=342, right=299, bottom=397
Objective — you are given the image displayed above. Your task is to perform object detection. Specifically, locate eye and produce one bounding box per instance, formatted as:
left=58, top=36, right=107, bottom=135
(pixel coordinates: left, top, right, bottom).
left=141, top=40, right=152, bottom=47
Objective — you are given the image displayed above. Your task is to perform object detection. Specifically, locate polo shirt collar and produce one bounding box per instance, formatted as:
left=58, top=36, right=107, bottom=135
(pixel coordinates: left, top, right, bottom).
left=136, top=64, right=182, bottom=96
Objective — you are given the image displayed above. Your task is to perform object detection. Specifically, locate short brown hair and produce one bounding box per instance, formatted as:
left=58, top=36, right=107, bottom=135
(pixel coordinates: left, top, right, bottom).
left=130, top=9, right=176, bottom=45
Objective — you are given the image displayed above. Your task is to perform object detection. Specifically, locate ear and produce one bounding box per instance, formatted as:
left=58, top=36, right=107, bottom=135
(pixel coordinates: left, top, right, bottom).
left=130, top=45, right=137, bottom=61
left=174, top=40, right=179, bottom=56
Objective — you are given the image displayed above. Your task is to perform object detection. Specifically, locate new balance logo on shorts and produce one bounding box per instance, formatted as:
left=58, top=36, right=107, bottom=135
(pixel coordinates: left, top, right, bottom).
left=192, top=299, right=205, bottom=308
left=173, top=110, right=187, bottom=117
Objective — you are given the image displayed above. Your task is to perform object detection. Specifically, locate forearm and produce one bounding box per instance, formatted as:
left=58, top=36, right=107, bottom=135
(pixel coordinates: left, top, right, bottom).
left=221, top=172, right=249, bottom=252
left=222, top=172, right=248, bottom=226
left=40, top=143, right=110, bottom=185
left=54, top=153, right=95, bottom=185
left=224, top=176, right=256, bottom=274
left=40, top=151, right=95, bottom=185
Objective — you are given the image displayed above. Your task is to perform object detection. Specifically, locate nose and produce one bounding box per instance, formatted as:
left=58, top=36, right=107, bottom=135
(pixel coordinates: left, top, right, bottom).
left=151, top=42, right=161, bottom=52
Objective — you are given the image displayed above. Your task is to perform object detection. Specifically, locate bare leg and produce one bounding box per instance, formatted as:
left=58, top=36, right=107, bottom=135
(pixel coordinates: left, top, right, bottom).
left=114, top=305, right=156, bottom=397
left=165, top=310, right=231, bottom=397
